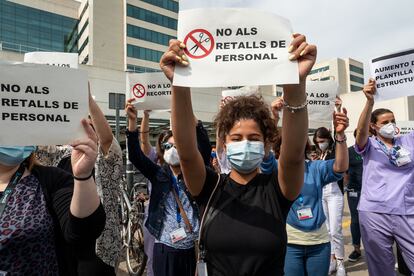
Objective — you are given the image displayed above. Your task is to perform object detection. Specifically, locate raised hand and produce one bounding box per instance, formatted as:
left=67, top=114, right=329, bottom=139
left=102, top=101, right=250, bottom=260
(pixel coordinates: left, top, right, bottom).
left=333, top=107, right=349, bottom=134
left=271, top=97, right=284, bottom=118
left=71, top=119, right=98, bottom=179
left=363, top=78, right=376, bottom=104
left=125, top=98, right=137, bottom=120
left=288, top=33, right=317, bottom=81
left=159, top=39, right=189, bottom=82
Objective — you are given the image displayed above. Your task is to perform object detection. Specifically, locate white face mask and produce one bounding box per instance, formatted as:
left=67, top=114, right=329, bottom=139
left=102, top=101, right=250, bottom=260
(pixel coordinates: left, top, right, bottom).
left=378, top=123, right=397, bottom=139
left=163, top=147, right=180, bottom=166
left=318, top=142, right=329, bottom=152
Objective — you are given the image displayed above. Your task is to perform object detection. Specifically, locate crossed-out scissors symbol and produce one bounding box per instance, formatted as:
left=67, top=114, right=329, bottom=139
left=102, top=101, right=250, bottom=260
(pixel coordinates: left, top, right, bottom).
left=189, top=32, right=211, bottom=54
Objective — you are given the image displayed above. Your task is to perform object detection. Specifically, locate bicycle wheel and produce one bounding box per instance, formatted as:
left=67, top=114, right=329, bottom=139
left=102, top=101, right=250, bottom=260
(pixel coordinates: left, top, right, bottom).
left=126, top=220, right=147, bottom=276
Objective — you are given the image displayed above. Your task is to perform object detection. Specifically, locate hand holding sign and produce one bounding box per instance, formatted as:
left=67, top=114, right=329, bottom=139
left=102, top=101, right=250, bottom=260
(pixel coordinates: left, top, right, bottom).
left=271, top=97, right=284, bottom=119
left=333, top=108, right=349, bottom=135
left=160, top=40, right=189, bottom=82
left=288, top=34, right=317, bottom=81
left=70, top=119, right=98, bottom=179
left=363, top=78, right=376, bottom=104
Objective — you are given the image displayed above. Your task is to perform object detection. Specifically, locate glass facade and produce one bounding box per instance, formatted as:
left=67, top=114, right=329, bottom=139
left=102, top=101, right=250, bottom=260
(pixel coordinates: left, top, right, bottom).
left=0, top=0, right=79, bottom=53
left=127, top=44, right=164, bottom=63
left=126, top=4, right=177, bottom=30
left=127, top=64, right=161, bottom=73
left=127, top=24, right=175, bottom=46
left=350, top=85, right=363, bottom=92
left=350, top=74, right=364, bottom=84
left=350, top=64, right=364, bottom=75
left=309, top=66, right=329, bottom=75
left=139, top=0, right=178, bottom=13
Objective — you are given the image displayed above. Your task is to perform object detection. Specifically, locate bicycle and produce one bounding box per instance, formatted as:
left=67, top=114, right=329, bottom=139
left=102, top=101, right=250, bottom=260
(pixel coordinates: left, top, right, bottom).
left=119, top=181, right=148, bottom=276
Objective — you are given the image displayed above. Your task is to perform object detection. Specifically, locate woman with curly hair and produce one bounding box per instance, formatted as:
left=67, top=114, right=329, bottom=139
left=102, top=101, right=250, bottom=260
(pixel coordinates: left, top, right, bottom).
left=160, top=33, right=316, bottom=275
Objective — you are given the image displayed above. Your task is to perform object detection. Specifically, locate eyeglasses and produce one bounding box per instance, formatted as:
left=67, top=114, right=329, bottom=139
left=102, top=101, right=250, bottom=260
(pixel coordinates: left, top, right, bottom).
left=162, top=142, right=175, bottom=150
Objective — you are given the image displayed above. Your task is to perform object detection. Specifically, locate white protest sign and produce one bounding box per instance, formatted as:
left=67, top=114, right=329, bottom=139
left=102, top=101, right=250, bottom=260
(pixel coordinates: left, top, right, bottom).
left=24, top=52, right=79, bottom=68
left=127, top=72, right=172, bottom=110
left=174, top=3, right=298, bottom=87
left=306, top=81, right=338, bottom=128
left=370, top=49, right=414, bottom=101
left=221, top=86, right=258, bottom=105
left=0, top=62, right=88, bottom=146
left=396, top=121, right=414, bottom=136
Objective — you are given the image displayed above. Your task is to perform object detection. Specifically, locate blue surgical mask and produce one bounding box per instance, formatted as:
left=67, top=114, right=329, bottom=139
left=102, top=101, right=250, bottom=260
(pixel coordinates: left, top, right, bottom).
left=0, top=146, right=36, bottom=166
left=226, top=140, right=265, bottom=174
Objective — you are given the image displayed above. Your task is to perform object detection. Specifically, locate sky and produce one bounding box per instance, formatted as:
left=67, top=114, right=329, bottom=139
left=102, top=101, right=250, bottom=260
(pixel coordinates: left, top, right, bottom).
left=268, top=0, right=414, bottom=79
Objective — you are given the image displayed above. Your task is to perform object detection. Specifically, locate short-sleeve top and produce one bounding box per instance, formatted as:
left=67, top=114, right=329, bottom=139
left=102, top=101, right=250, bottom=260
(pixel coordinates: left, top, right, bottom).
left=195, top=168, right=293, bottom=276
left=355, top=133, right=414, bottom=215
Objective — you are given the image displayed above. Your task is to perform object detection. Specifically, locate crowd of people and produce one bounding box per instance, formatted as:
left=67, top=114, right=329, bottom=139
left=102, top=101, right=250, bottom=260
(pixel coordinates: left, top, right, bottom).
left=1, top=33, right=414, bottom=276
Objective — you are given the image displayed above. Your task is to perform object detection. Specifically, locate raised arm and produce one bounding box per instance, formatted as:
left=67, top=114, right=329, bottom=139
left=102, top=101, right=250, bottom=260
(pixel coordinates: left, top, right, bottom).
left=88, top=90, right=113, bottom=155
left=125, top=99, right=159, bottom=180
left=278, top=34, right=316, bottom=200
left=160, top=39, right=206, bottom=196
left=332, top=108, right=349, bottom=173
left=140, top=110, right=153, bottom=157
left=356, top=79, right=376, bottom=150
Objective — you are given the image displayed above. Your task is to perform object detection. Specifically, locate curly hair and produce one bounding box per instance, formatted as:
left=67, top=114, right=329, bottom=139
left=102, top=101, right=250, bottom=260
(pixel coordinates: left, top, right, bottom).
left=214, top=95, right=278, bottom=144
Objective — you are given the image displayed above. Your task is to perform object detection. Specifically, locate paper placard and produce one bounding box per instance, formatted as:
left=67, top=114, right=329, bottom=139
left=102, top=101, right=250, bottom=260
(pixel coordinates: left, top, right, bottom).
left=307, top=81, right=338, bottom=128
left=221, top=86, right=258, bottom=105
left=174, top=6, right=298, bottom=87
left=370, top=49, right=414, bottom=101
left=24, top=52, right=79, bottom=68
left=0, top=62, right=88, bottom=146
left=127, top=72, right=172, bottom=110
left=396, top=121, right=414, bottom=136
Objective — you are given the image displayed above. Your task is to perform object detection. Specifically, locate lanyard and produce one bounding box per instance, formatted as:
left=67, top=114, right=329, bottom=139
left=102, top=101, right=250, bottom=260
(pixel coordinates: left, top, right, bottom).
left=375, top=138, right=400, bottom=166
left=0, top=163, right=25, bottom=219
left=171, top=175, right=182, bottom=224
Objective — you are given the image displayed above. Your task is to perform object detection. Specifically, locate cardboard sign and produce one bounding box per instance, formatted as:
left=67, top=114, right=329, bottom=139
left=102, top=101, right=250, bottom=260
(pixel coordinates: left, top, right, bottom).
left=370, top=49, right=414, bottom=101
left=174, top=3, right=298, bottom=87
left=0, top=62, right=88, bottom=146
left=221, top=86, right=258, bottom=105
left=127, top=72, right=172, bottom=110
left=396, top=121, right=414, bottom=136
left=24, top=52, right=79, bottom=68
left=307, top=81, right=338, bottom=128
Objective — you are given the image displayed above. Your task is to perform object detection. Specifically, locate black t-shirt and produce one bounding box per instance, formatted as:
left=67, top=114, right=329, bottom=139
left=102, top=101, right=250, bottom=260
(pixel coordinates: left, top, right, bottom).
left=195, top=168, right=293, bottom=276
left=347, top=146, right=363, bottom=191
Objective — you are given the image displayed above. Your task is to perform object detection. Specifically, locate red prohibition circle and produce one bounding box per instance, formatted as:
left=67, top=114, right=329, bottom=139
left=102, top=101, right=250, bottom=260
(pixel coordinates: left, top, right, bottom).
left=132, top=83, right=146, bottom=98
left=183, top=29, right=215, bottom=59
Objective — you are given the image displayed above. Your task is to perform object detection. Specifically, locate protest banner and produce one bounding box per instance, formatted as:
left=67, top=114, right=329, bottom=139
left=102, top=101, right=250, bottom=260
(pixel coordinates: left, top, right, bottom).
left=221, top=86, right=258, bottom=105
left=396, top=121, right=414, bottom=136
left=0, top=62, right=88, bottom=146
left=127, top=72, right=172, bottom=110
left=174, top=0, right=298, bottom=87
left=306, top=81, right=338, bottom=129
left=24, top=52, right=79, bottom=68
left=370, top=48, right=414, bottom=101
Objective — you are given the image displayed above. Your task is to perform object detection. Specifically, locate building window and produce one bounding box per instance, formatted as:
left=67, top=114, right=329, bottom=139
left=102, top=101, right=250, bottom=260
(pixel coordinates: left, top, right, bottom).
left=127, top=24, right=175, bottom=46
left=350, top=74, right=364, bottom=85
left=320, top=77, right=331, bottom=81
left=126, top=4, right=177, bottom=30
left=139, top=0, right=178, bottom=13
left=350, top=64, right=364, bottom=75
left=127, top=44, right=164, bottom=63
left=350, top=85, right=362, bottom=92
left=309, top=66, right=329, bottom=75
left=127, top=64, right=161, bottom=73
left=0, top=0, right=78, bottom=53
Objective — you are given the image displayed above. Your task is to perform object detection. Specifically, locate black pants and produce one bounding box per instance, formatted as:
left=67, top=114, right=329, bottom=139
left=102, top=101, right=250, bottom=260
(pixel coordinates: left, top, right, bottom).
left=347, top=191, right=361, bottom=246
left=397, top=245, right=412, bottom=276
left=153, top=243, right=196, bottom=276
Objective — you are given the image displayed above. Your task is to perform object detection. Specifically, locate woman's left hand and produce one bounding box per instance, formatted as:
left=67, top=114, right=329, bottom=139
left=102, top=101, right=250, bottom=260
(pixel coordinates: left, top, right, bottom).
left=70, top=119, right=98, bottom=179
left=333, top=108, right=349, bottom=134
left=288, top=33, right=317, bottom=81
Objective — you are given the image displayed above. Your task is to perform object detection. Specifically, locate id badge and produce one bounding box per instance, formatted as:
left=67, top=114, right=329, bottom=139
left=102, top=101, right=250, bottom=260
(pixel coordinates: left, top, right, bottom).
left=297, top=207, right=313, bottom=220
left=349, top=191, right=358, bottom=198
left=197, top=261, right=208, bottom=276
left=170, top=227, right=187, bottom=244
left=396, top=148, right=411, bottom=167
